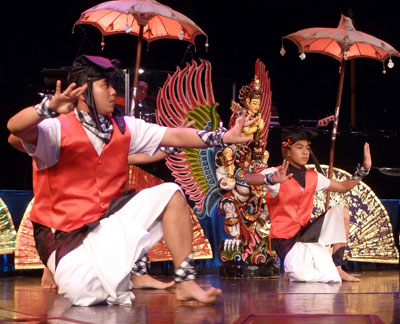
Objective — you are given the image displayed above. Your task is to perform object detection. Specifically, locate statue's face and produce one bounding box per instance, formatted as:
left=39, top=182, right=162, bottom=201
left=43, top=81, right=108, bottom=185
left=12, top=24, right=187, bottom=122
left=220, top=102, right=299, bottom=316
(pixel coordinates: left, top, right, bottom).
left=247, top=98, right=261, bottom=114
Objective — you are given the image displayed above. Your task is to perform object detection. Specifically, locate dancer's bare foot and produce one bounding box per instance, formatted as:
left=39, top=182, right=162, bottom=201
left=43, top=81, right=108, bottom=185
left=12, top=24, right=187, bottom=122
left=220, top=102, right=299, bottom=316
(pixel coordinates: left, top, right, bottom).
left=131, top=274, right=175, bottom=289
left=175, top=280, right=222, bottom=305
left=41, top=267, right=57, bottom=289
left=337, top=266, right=360, bottom=282
left=283, top=272, right=290, bottom=281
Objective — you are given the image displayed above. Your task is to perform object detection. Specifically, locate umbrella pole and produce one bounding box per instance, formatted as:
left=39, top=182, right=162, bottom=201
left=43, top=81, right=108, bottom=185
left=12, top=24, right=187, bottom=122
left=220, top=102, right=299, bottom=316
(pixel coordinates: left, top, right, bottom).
left=130, top=24, right=144, bottom=116
left=325, top=59, right=346, bottom=210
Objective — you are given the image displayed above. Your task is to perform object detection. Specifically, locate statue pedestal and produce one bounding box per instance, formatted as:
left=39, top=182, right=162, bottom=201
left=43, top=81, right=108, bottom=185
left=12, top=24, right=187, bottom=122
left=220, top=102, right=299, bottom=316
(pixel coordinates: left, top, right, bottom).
left=219, top=260, right=280, bottom=278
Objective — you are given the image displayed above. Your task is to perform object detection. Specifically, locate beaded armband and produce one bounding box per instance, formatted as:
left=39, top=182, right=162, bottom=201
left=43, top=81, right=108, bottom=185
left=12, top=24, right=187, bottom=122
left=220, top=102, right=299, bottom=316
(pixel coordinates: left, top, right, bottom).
left=159, top=146, right=183, bottom=155
left=34, top=95, right=59, bottom=118
left=263, top=172, right=276, bottom=186
left=351, top=163, right=370, bottom=180
left=197, top=125, right=227, bottom=147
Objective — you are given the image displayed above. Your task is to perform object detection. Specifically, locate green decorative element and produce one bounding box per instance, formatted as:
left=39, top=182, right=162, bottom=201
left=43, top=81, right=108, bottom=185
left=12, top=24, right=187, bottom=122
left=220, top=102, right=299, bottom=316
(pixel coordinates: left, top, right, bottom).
left=187, top=103, right=220, bottom=131
left=220, top=249, right=242, bottom=262
left=219, top=237, right=276, bottom=266
left=184, top=103, right=222, bottom=194
left=247, top=237, right=273, bottom=263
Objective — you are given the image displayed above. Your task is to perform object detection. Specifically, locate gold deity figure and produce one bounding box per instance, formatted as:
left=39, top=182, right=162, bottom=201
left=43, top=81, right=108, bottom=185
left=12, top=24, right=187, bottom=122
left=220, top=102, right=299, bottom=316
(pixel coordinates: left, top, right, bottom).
left=219, top=146, right=236, bottom=186
left=216, top=142, right=270, bottom=251
left=229, top=77, right=265, bottom=141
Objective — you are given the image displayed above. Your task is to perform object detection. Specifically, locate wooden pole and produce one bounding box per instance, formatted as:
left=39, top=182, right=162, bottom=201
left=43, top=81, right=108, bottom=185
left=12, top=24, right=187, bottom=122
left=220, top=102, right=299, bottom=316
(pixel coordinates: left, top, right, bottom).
left=130, top=24, right=144, bottom=116
left=325, top=59, right=346, bottom=210
left=350, top=59, right=356, bottom=128
left=348, top=8, right=357, bottom=129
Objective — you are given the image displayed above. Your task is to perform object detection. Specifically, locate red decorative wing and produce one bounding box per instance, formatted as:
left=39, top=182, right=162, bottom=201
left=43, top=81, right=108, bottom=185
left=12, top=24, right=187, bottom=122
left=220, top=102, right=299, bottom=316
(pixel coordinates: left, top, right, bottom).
left=256, top=58, right=272, bottom=144
left=156, top=60, right=219, bottom=213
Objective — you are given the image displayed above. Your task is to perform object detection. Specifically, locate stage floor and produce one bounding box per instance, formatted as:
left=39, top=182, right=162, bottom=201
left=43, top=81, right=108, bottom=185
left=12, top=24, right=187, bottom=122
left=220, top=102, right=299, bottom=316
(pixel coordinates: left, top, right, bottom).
left=0, top=271, right=399, bottom=323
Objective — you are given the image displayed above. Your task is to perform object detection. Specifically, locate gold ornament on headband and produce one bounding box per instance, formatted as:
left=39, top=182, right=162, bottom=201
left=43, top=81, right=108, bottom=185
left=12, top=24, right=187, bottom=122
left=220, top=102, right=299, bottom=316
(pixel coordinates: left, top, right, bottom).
left=282, top=138, right=292, bottom=148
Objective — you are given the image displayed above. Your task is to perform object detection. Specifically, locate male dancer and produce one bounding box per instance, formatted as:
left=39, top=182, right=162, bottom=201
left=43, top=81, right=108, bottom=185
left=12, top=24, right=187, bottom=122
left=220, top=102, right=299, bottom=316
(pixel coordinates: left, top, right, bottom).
left=8, top=119, right=194, bottom=291
left=245, top=128, right=371, bottom=282
left=7, top=55, right=256, bottom=306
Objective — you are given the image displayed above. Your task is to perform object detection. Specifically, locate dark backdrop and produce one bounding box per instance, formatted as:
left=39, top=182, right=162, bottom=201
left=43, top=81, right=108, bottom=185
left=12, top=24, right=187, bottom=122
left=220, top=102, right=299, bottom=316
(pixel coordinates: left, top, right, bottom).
left=2, top=0, right=400, bottom=198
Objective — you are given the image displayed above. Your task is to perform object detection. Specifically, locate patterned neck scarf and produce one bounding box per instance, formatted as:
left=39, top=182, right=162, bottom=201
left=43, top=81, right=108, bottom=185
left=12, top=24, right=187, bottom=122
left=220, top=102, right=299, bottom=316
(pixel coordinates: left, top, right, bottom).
left=75, top=109, right=113, bottom=144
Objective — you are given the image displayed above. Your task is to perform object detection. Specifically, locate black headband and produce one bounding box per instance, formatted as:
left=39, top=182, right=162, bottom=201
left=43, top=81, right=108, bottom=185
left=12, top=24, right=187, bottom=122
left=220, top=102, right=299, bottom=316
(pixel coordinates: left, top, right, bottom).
left=68, top=55, right=120, bottom=86
left=281, top=127, right=318, bottom=147
left=68, top=55, right=121, bottom=132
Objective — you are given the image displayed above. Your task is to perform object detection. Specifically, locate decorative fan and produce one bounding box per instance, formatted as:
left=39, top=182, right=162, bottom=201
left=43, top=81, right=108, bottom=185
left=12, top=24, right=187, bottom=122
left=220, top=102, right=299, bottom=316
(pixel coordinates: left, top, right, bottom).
left=127, top=165, right=213, bottom=261
left=0, top=198, right=16, bottom=255
left=14, top=198, right=44, bottom=270
left=309, top=164, right=399, bottom=263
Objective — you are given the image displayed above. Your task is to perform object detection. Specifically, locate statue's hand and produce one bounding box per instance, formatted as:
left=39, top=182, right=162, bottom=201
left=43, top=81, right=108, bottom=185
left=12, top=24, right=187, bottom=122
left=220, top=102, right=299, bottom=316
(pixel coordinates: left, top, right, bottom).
left=223, top=238, right=241, bottom=252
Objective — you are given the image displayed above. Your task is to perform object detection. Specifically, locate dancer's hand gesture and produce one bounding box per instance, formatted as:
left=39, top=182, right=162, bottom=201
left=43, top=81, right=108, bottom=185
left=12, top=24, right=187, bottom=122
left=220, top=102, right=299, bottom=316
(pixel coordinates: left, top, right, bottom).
left=224, top=110, right=259, bottom=144
left=272, top=159, right=293, bottom=184
left=363, top=143, right=372, bottom=170
left=49, top=80, right=88, bottom=114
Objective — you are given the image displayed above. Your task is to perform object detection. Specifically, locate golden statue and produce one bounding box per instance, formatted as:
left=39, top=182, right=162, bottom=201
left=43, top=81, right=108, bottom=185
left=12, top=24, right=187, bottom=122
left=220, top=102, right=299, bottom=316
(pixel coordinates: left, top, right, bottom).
left=229, top=77, right=265, bottom=141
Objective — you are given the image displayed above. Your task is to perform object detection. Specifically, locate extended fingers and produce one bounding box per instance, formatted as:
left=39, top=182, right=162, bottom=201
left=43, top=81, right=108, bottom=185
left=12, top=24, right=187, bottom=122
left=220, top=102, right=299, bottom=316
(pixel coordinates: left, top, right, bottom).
left=63, top=82, right=78, bottom=96
left=54, top=80, right=62, bottom=96
left=244, top=113, right=258, bottom=126
left=179, top=118, right=189, bottom=128
left=235, top=110, right=247, bottom=125
left=240, top=136, right=253, bottom=142
left=364, top=142, right=370, bottom=155
left=69, top=83, right=88, bottom=99
left=363, top=142, right=372, bottom=168
left=247, top=116, right=259, bottom=126
left=364, top=143, right=371, bottom=161
left=282, top=159, right=289, bottom=171
left=181, top=119, right=195, bottom=128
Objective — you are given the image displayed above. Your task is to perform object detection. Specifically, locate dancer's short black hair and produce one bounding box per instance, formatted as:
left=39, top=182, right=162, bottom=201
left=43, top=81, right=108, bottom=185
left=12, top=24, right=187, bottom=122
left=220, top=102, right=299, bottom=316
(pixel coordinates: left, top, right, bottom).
left=281, top=127, right=324, bottom=175
left=281, top=127, right=318, bottom=148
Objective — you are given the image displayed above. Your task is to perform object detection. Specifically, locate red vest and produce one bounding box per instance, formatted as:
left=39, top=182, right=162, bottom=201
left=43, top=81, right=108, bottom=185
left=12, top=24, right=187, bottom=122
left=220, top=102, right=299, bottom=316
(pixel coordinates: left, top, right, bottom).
left=30, top=112, right=131, bottom=232
left=266, top=169, right=318, bottom=239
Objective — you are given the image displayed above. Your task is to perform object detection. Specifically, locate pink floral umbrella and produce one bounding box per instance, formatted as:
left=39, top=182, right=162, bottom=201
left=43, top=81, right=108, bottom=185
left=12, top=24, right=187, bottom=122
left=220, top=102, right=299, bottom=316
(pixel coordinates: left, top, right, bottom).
left=73, top=0, right=208, bottom=114
left=281, top=14, right=400, bottom=208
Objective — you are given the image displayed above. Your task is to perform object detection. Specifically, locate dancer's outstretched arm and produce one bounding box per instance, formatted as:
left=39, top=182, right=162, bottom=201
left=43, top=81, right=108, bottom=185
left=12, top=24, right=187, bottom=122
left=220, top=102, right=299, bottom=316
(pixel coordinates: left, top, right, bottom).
left=328, top=143, right=371, bottom=193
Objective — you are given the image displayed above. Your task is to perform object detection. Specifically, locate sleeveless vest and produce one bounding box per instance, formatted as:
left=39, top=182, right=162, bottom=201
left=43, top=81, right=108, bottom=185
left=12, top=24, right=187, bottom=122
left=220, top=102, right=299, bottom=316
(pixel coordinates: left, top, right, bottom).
left=266, top=169, right=318, bottom=239
left=30, top=112, right=131, bottom=232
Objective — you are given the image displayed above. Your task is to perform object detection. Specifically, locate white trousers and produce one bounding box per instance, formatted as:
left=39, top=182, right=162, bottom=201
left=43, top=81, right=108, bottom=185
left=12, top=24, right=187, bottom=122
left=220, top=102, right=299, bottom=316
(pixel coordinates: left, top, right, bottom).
left=284, top=205, right=347, bottom=283
left=47, top=183, right=181, bottom=306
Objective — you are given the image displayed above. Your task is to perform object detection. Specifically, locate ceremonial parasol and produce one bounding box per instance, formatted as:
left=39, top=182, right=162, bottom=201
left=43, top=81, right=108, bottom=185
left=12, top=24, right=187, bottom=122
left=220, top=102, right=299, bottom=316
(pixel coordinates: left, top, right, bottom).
left=281, top=14, right=400, bottom=207
left=73, top=0, right=208, bottom=114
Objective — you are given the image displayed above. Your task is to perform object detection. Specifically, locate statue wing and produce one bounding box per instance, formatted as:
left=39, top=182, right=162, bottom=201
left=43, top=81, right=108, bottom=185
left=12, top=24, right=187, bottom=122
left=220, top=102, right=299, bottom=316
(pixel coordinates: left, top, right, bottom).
left=156, top=60, right=222, bottom=217
left=256, top=58, right=272, bottom=144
